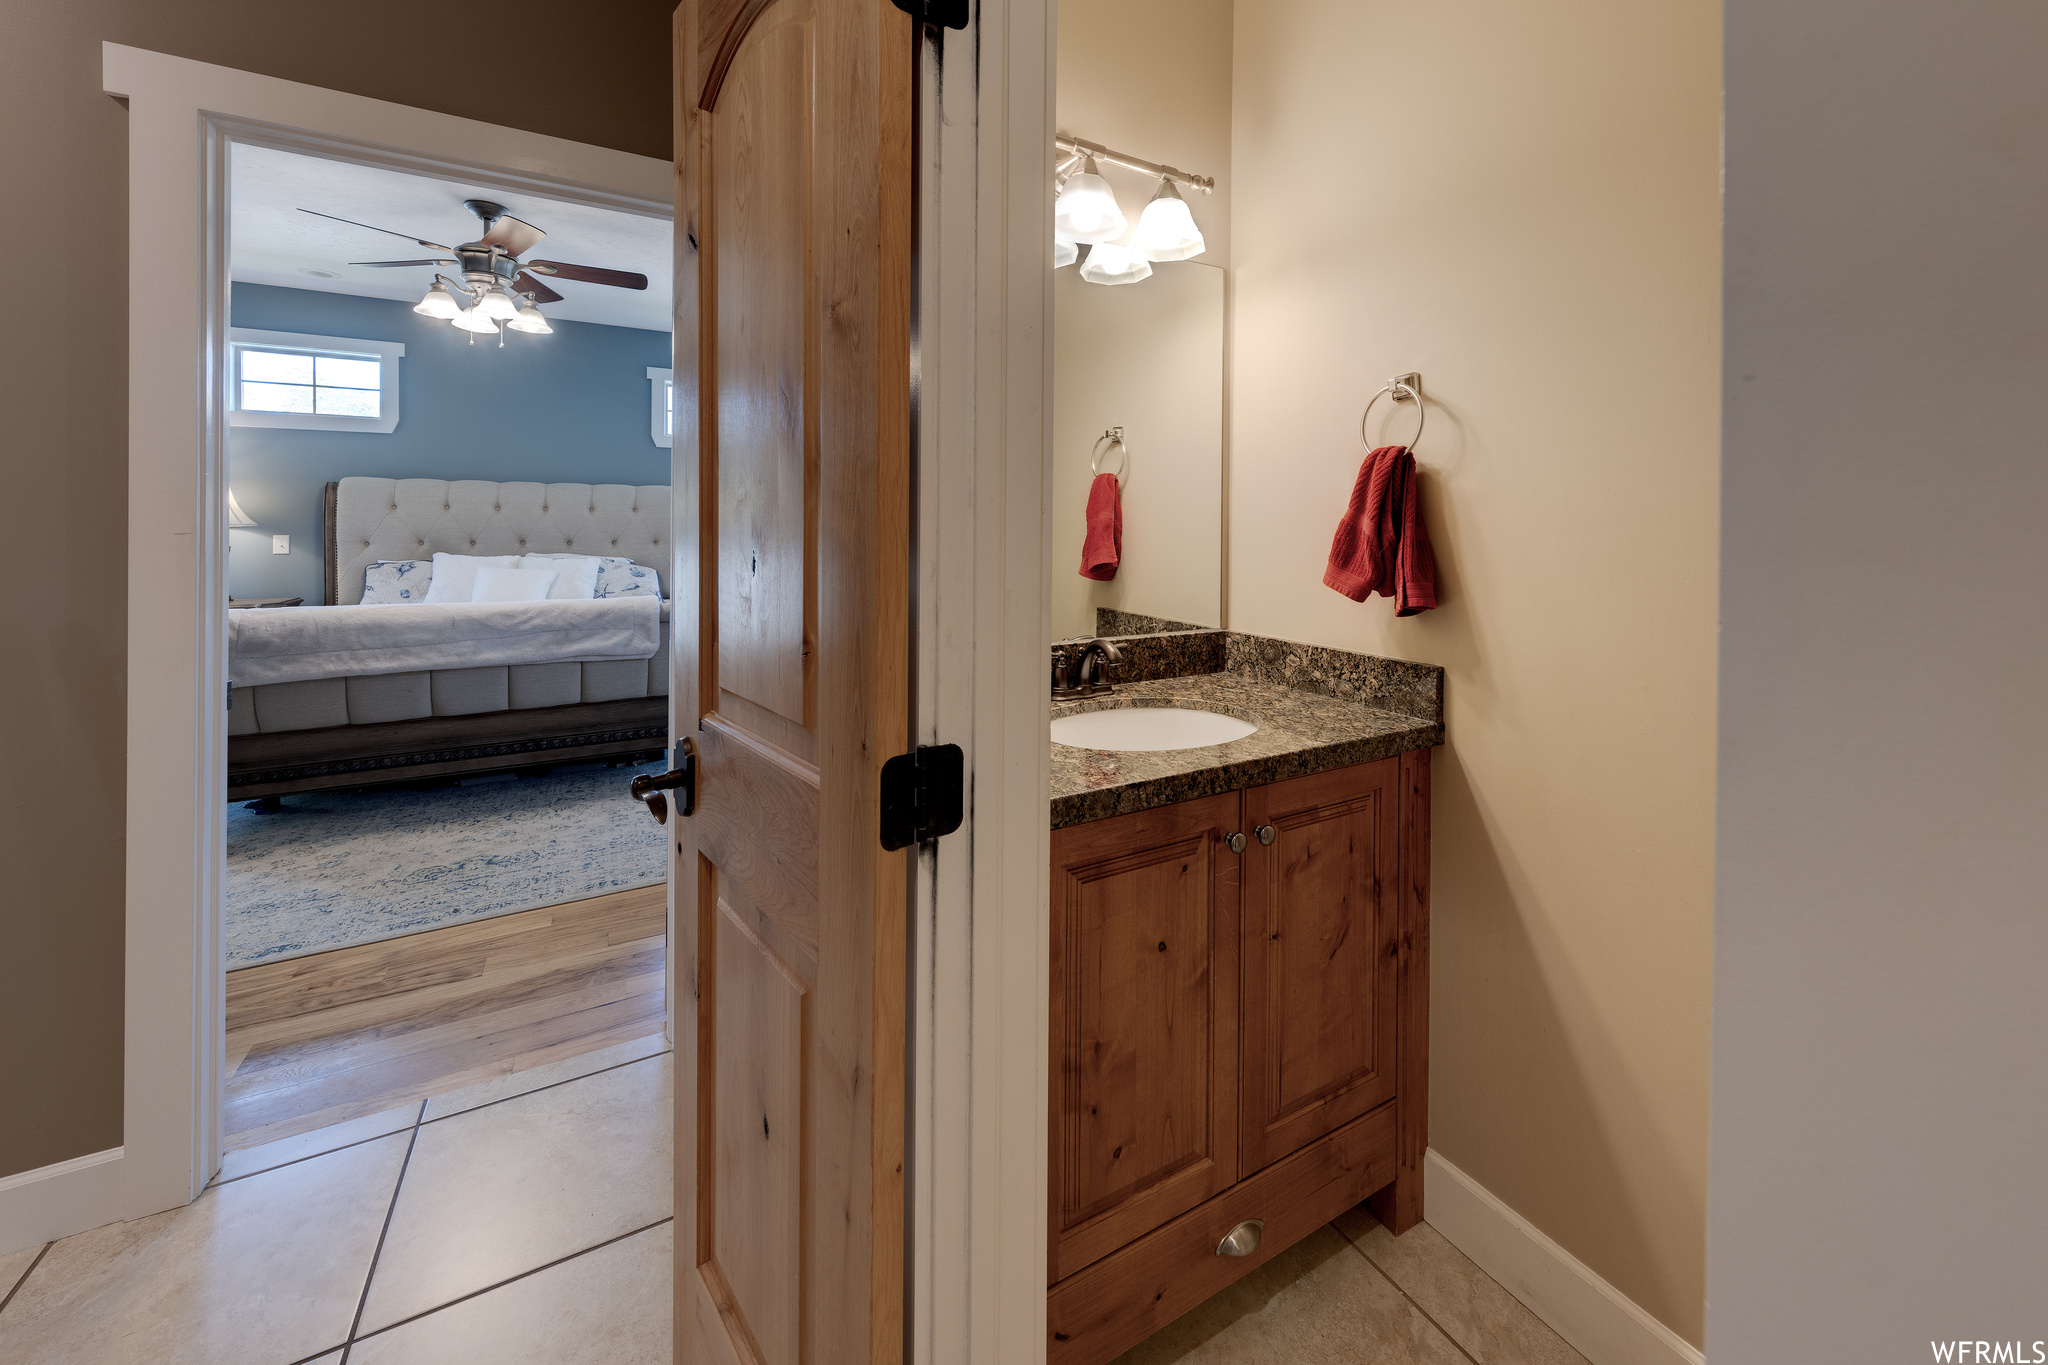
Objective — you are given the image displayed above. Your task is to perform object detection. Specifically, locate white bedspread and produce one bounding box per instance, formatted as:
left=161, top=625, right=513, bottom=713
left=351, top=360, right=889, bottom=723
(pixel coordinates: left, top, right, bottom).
left=229, top=597, right=663, bottom=687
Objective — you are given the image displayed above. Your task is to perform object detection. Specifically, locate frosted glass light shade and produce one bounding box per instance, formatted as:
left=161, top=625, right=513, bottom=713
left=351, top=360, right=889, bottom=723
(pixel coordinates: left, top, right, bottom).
left=1132, top=179, right=1205, bottom=261
left=227, top=490, right=257, bottom=528
left=1078, top=241, right=1152, bottom=286
left=506, top=301, right=553, bottom=334
left=413, top=280, right=462, bottom=319
left=1054, top=237, right=1078, bottom=268
left=452, top=305, right=500, bottom=333
left=1052, top=158, right=1127, bottom=243
left=476, top=287, right=520, bottom=321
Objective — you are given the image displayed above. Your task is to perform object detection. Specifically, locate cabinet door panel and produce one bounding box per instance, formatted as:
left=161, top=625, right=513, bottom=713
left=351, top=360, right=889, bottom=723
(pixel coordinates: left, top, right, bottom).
left=1050, top=793, right=1240, bottom=1284
left=1240, top=758, right=1399, bottom=1173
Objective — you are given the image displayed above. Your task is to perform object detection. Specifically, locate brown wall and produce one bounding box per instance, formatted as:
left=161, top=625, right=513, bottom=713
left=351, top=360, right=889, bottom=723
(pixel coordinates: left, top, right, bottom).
left=0, top=0, right=678, bottom=1181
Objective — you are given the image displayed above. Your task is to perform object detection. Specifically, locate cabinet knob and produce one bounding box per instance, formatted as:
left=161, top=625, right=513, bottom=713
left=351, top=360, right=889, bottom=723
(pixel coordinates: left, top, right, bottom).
left=1215, top=1219, right=1265, bottom=1257
left=1255, top=824, right=1276, bottom=846
left=1225, top=831, right=1247, bottom=854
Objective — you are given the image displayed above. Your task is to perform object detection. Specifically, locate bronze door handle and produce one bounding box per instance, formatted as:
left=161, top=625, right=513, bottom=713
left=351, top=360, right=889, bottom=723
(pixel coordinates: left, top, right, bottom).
left=630, top=737, right=697, bottom=825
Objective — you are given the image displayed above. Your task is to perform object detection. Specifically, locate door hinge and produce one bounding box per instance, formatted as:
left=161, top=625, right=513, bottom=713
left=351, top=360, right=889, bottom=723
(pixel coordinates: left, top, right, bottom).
left=890, top=0, right=968, bottom=30
left=879, top=743, right=964, bottom=851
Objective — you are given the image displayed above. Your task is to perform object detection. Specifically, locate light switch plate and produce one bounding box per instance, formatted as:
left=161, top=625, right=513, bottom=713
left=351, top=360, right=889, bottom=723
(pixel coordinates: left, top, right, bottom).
left=271, top=534, right=289, bottom=555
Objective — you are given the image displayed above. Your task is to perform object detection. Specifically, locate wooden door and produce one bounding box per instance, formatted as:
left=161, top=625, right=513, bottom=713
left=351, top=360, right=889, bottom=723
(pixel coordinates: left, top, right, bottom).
left=672, top=1, right=913, bottom=1362
left=1048, top=794, right=1242, bottom=1285
left=1238, top=758, right=1401, bottom=1175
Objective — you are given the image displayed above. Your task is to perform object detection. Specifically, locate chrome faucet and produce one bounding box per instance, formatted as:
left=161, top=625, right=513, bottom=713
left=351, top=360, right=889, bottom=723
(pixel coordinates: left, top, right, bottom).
left=1051, top=638, right=1124, bottom=700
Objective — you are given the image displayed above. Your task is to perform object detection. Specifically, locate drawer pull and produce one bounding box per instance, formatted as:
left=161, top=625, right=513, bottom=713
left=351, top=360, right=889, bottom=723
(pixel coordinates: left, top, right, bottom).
left=1215, top=1219, right=1264, bottom=1257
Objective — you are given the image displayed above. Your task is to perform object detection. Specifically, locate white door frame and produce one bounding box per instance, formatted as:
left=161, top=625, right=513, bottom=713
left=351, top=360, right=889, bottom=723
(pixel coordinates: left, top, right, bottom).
left=906, top=2, right=1055, bottom=1362
left=0, top=43, right=671, bottom=1255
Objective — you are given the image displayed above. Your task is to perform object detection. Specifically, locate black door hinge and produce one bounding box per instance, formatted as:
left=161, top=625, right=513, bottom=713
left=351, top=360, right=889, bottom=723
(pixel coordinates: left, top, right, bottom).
left=890, top=0, right=968, bottom=30
left=879, top=743, right=964, bottom=851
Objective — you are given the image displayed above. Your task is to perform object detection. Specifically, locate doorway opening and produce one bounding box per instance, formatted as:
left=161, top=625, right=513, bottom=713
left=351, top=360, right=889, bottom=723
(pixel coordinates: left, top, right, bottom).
left=212, top=144, right=676, bottom=1151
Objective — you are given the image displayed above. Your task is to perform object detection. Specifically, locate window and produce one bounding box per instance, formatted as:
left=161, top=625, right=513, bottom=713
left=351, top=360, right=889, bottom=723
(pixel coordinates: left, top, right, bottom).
left=648, top=367, right=674, bottom=448
left=229, top=329, right=404, bottom=433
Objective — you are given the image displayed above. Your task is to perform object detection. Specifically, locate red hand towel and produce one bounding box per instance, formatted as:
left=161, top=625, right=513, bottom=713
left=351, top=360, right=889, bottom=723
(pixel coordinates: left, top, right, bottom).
left=1079, top=472, right=1122, bottom=581
left=1322, top=446, right=1400, bottom=601
left=1390, top=449, right=1438, bottom=616
left=1323, top=445, right=1438, bottom=614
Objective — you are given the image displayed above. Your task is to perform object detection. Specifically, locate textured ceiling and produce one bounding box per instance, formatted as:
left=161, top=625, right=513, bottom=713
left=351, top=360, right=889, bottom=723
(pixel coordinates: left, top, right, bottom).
left=231, top=143, right=673, bottom=333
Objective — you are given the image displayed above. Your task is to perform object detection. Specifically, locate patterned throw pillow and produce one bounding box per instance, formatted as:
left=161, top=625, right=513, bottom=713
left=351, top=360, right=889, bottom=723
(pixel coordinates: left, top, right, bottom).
left=594, top=559, right=661, bottom=599
left=360, top=559, right=431, bottom=604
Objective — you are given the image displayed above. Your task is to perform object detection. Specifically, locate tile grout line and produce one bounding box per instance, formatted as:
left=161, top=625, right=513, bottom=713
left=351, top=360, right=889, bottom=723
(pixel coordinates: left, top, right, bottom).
left=336, top=1098, right=428, bottom=1365
left=1332, top=1217, right=1485, bottom=1365
left=414, top=1045, right=672, bottom=1129
left=213, top=1043, right=673, bottom=1188
left=344, top=1215, right=676, bottom=1349
left=0, top=1241, right=52, bottom=1316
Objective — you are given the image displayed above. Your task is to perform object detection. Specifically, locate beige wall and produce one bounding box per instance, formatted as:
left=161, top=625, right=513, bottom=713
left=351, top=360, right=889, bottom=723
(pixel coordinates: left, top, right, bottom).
left=1229, top=0, right=1720, bottom=1345
left=0, top=0, right=677, bottom=1181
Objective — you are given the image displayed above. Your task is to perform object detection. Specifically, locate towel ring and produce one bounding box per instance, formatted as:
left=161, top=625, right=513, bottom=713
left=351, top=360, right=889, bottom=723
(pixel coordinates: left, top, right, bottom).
left=1091, top=427, right=1130, bottom=486
left=1359, top=377, right=1425, bottom=452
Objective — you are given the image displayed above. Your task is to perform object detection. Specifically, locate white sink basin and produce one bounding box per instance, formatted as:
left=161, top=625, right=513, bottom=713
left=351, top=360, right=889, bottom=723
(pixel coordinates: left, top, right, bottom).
left=1052, top=707, right=1258, bottom=752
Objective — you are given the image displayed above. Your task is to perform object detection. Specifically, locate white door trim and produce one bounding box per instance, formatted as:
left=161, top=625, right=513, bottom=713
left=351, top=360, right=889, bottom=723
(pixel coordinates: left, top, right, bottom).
left=0, top=43, right=669, bottom=1256
left=906, top=2, right=1055, bottom=1361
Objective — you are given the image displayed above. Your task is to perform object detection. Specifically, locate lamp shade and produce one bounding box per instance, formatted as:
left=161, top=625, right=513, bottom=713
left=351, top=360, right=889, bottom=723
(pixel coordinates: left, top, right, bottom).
left=506, top=301, right=553, bottom=334
left=227, top=490, right=257, bottom=528
left=1131, top=178, right=1205, bottom=261
left=476, top=286, right=520, bottom=321
left=1054, top=237, right=1078, bottom=268
left=452, top=305, right=500, bottom=334
left=1078, top=241, right=1152, bottom=286
left=413, top=280, right=462, bottom=319
left=1052, top=157, right=1127, bottom=244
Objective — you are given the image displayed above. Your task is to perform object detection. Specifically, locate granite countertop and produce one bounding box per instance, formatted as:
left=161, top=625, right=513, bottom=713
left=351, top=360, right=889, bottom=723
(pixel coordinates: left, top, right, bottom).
left=1049, top=670, right=1443, bottom=829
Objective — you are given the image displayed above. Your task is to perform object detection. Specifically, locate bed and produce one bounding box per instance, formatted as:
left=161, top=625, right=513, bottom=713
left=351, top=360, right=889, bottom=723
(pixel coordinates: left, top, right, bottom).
left=226, top=477, right=673, bottom=800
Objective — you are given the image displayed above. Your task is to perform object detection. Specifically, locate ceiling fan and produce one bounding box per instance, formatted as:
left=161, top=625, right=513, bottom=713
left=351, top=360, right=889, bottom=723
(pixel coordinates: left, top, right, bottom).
left=302, top=198, right=649, bottom=340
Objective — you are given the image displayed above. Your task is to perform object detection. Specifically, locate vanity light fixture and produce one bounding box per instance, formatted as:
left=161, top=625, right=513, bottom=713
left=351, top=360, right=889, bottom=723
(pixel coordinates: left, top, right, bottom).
left=1078, top=242, right=1152, bottom=286
left=1131, top=177, right=1206, bottom=261
left=1053, top=156, right=1127, bottom=243
left=1054, top=237, right=1079, bottom=268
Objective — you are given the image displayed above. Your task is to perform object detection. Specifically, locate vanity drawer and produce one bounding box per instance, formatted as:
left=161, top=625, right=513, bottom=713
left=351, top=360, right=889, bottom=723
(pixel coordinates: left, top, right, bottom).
left=1046, top=1098, right=1397, bottom=1365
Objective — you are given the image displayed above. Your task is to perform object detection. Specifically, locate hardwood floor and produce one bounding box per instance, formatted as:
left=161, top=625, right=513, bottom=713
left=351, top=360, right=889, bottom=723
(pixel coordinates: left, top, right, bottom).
left=223, top=884, right=667, bottom=1150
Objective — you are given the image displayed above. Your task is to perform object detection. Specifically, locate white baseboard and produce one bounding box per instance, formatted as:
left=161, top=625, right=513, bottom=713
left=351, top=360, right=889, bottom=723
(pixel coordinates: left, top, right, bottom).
left=0, top=1148, right=129, bottom=1257
left=1424, top=1149, right=1704, bottom=1365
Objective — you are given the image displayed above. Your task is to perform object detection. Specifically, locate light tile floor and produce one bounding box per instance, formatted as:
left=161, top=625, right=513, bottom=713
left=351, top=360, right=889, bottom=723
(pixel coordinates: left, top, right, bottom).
left=1, top=1033, right=1584, bottom=1365
left=1112, top=1204, right=1591, bottom=1365
left=0, top=1037, right=672, bottom=1365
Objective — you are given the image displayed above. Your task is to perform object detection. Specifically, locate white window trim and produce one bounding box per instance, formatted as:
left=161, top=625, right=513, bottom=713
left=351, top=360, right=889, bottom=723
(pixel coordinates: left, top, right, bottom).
left=647, top=366, right=674, bottom=448
left=229, top=328, right=404, bottom=433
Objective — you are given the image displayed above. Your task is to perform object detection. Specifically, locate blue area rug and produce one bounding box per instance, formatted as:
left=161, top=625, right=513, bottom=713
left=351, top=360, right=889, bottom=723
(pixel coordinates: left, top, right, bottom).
left=225, top=761, right=668, bottom=969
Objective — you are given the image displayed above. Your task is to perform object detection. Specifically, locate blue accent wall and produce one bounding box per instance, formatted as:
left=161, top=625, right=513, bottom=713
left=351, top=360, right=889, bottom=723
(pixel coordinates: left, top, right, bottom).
left=228, top=283, right=672, bottom=602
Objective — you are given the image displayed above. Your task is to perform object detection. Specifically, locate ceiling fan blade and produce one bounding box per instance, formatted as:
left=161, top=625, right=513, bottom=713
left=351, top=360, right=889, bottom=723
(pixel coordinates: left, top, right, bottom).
left=299, top=208, right=454, bottom=253
left=525, top=260, right=649, bottom=290
left=512, top=272, right=564, bottom=305
left=350, top=259, right=459, bottom=268
left=481, top=214, right=547, bottom=257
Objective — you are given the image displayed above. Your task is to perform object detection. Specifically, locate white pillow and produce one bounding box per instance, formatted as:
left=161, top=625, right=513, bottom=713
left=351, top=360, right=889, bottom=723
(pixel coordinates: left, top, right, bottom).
left=470, top=565, right=558, bottom=602
left=423, top=553, right=523, bottom=603
left=515, top=553, right=602, bottom=600
left=361, top=559, right=431, bottom=604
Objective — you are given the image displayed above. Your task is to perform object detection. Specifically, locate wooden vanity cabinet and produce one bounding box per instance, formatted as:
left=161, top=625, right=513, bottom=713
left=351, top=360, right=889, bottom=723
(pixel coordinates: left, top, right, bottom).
left=1048, top=749, right=1432, bottom=1365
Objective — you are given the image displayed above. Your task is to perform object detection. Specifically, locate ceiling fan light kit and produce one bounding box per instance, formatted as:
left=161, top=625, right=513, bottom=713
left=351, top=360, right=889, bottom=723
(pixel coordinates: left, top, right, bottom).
left=313, top=197, right=651, bottom=347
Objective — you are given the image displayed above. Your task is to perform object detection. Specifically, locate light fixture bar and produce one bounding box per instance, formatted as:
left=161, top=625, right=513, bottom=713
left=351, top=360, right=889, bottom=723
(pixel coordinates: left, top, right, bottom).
left=1055, top=135, right=1214, bottom=194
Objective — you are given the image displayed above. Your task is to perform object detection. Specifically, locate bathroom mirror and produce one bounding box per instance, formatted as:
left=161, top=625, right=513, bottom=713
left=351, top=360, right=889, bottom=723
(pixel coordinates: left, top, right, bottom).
left=1049, top=257, right=1225, bottom=641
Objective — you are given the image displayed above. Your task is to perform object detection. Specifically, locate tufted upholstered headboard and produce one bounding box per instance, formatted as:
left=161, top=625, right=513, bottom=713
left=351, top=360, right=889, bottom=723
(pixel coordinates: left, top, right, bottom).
left=325, top=477, right=672, bottom=605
